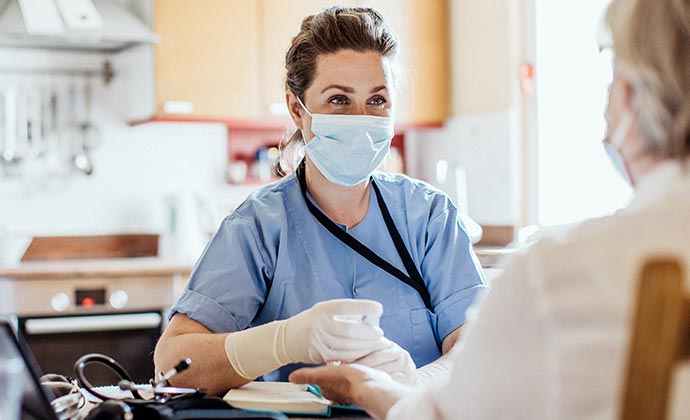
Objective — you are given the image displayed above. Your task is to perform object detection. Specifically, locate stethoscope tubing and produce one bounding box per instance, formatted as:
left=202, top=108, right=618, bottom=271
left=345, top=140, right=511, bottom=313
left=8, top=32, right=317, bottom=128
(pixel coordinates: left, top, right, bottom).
left=74, top=353, right=145, bottom=402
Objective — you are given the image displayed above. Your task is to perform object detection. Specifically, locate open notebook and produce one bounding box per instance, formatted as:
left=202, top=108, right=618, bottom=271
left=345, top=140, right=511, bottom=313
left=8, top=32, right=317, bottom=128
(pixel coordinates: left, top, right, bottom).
left=223, top=382, right=364, bottom=416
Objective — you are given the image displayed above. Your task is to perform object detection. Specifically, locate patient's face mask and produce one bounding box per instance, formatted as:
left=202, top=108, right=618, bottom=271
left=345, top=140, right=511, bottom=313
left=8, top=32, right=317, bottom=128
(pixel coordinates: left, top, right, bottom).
left=603, top=110, right=634, bottom=184
left=296, top=95, right=395, bottom=186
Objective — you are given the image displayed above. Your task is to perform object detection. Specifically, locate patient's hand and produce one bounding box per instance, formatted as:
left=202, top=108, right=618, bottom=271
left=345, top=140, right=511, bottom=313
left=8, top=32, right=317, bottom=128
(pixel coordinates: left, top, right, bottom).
left=354, top=337, right=418, bottom=384
left=289, top=363, right=413, bottom=420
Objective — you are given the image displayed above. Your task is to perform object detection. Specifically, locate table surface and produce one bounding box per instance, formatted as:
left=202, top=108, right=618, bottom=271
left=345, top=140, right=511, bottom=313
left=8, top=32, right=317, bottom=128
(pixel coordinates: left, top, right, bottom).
left=78, top=385, right=372, bottom=419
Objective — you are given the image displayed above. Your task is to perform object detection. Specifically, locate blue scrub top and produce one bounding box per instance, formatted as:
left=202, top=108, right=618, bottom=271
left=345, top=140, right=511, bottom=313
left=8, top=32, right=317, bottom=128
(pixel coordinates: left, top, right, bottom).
left=170, top=172, right=487, bottom=382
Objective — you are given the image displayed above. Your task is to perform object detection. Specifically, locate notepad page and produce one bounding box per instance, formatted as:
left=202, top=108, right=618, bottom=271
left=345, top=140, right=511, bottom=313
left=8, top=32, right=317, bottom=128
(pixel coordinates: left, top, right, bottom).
left=226, top=382, right=330, bottom=405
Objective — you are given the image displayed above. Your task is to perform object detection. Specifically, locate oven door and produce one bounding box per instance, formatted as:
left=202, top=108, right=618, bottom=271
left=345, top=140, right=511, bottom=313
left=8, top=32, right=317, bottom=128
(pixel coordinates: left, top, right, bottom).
left=19, top=311, right=163, bottom=385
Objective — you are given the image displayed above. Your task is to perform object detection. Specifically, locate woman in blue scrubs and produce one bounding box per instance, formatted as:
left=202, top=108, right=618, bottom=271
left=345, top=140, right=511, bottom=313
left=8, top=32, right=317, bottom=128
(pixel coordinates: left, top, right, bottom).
left=154, top=6, right=487, bottom=396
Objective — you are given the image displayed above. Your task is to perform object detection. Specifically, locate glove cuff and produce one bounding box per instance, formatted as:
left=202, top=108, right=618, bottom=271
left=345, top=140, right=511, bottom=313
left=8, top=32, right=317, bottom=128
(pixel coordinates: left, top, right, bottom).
left=224, top=319, right=292, bottom=379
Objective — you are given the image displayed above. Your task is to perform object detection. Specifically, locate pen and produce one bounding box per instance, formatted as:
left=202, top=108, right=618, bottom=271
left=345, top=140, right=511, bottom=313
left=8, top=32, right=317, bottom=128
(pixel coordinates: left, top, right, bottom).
left=157, top=358, right=192, bottom=386
left=305, top=383, right=323, bottom=398
left=331, top=313, right=375, bottom=326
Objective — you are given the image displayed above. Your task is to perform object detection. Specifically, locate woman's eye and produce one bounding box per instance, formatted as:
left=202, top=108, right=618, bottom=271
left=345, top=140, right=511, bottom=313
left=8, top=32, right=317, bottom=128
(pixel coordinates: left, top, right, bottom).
left=368, top=96, right=387, bottom=106
left=328, top=96, right=349, bottom=105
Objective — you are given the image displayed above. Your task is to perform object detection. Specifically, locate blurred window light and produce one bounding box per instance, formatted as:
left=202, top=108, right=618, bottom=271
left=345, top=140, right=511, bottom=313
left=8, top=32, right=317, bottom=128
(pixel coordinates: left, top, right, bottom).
left=535, top=0, right=632, bottom=226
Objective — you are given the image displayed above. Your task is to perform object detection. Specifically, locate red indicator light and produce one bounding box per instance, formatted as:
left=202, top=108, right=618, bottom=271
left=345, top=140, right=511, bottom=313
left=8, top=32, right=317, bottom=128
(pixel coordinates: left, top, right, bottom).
left=82, top=297, right=95, bottom=308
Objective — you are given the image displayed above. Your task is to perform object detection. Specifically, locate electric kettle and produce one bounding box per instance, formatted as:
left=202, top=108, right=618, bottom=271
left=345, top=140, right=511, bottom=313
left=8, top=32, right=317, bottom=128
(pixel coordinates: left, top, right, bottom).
left=435, top=159, right=483, bottom=244
left=159, top=193, right=216, bottom=263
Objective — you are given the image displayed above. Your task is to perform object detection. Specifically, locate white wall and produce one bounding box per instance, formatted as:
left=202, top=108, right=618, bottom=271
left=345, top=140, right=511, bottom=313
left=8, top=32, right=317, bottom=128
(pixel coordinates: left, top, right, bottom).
left=408, top=0, right=523, bottom=226
left=406, top=111, right=519, bottom=226
left=535, top=0, right=632, bottom=225
left=0, top=47, right=257, bottom=239
left=0, top=119, right=257, bottom=237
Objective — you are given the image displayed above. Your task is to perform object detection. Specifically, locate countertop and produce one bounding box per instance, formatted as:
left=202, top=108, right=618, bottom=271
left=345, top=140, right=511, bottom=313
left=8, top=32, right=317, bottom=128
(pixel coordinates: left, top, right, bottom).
left=0, top=257, right=193, bottom=280
left=474, top=246, right=516, bottom=268
left=0, top=247, right=512, bottom=280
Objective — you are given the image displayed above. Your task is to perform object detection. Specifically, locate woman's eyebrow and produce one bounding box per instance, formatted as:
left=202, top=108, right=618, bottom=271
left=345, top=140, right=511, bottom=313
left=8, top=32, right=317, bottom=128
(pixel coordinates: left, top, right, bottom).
left=319, top=84, right=388, bottom=94
left=321, top=84, right=355, bottom=93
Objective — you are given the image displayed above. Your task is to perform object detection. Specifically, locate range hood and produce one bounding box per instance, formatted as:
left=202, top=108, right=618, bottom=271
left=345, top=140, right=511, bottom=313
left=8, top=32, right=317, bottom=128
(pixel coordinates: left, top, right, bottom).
left=0, top=0, right=157, bottom=52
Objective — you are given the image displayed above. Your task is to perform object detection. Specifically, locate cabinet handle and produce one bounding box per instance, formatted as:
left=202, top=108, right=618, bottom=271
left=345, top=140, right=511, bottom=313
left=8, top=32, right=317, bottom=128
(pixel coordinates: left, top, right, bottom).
left=163, top=101, right=195, bottom=114
left=24, top=313, right=162, bottom=335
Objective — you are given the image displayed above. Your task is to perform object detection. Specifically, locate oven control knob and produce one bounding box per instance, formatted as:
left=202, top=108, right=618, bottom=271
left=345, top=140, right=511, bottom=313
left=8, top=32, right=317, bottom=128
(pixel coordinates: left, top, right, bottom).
left=50, top=293, right=70, bottom=312
left=109, top=290, right=129, bottom=309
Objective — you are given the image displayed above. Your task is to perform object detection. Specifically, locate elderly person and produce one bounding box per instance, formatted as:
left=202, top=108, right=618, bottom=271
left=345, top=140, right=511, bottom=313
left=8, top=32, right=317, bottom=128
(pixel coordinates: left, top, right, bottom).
left=289, top=0, right=690, bottom=418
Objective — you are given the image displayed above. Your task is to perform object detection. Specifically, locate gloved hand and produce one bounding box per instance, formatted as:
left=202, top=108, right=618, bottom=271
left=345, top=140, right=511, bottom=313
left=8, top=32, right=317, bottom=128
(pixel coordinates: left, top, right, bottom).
left=280, top=299, right=385, bottom=364
left=354, top=338, right=453, bottom=386
left=353, top=337, right=418, bottom=384
left=225, top=299, right=384, bottom=379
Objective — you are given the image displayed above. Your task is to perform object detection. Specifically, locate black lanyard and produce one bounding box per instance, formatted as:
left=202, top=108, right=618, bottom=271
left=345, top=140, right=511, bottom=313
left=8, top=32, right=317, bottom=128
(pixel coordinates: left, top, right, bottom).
left=297, top=163, right=433, bottom=311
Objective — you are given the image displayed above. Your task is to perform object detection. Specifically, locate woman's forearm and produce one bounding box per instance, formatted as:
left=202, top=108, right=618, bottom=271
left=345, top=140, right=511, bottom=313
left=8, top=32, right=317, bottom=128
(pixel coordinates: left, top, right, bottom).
left=415, top=351, right=455, bottom=385
left=413, top=326, right=462, bottom=385
left=154, top=316, right=252, bottom=396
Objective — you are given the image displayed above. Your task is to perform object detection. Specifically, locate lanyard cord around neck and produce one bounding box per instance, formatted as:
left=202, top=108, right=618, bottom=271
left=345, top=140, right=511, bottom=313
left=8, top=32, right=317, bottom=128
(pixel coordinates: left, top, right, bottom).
left=296, top=162, right=433, bottom=311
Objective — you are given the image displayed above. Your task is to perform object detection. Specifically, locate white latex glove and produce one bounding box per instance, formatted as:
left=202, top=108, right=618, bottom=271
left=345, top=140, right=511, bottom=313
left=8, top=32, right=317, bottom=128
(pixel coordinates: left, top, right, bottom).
left=354, top=337, right=452, bottom=386
left=225, top=299, right=384, bottom=379
left=353, top=337, right=418, bottom=384
left=281, top=299, right=385, bottom=363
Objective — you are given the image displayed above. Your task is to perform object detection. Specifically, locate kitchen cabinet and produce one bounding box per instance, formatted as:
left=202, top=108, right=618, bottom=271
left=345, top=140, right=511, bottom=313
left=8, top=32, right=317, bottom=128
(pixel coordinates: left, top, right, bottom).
left=357, top=0, right=450, bottom=124
left=261, top=0, right=338, bottom=120
left=153, top=0, right=262, bottom=119
left=153, top=0, right=449, bottom=124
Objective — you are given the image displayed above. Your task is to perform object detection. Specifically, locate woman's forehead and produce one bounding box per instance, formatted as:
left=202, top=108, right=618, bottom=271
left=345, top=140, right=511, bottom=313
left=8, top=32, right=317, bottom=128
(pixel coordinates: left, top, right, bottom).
left=311, top=49, right=392, bottom=91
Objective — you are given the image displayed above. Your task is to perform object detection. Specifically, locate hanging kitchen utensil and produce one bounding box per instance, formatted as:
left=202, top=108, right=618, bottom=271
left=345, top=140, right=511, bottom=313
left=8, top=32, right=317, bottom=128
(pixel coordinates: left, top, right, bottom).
left=41, top=83, right=70, bottom=192
left=43, top=85, right=59, bottom=162
left=0, top=85, right=4, bottom=169
left=1, top=83, right=21, bottom=177
left=16, top=84, right=29, bottom=155
left=68, top=82, right=93, bottom=176
left=80, top=80, right=100, bottom=151
left=26, top=85, right=44, bottom=159
left=20, top=83, right=50, bottom=192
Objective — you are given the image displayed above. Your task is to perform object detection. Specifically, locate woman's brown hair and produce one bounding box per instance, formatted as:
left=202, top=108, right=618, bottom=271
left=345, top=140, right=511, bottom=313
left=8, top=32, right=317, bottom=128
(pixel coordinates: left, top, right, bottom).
left=275, top=6, right=399, bottom=175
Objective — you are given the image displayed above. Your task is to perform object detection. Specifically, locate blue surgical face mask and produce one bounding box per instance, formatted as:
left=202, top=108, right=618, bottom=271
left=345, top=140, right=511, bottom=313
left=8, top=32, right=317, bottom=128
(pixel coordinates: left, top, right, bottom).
left=603, top=110, right=634, bottom=184
left=296, top=95, right=395, bottom=186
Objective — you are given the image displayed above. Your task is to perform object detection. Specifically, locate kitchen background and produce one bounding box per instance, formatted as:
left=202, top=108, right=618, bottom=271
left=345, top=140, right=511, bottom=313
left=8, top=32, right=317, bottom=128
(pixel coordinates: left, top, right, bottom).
left=1, top=0, right=524, bottom=250
left=0, top=0, right=628, bottom=383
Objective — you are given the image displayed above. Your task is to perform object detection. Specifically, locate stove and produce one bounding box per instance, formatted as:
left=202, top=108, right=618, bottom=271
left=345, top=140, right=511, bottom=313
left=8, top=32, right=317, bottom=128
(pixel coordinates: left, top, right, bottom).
left=0, top=272, right=183, bottom=384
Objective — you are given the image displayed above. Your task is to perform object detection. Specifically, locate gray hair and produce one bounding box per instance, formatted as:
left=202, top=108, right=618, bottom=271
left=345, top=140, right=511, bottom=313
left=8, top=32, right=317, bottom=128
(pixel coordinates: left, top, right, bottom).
left=606, top=0, right=690, bottom=160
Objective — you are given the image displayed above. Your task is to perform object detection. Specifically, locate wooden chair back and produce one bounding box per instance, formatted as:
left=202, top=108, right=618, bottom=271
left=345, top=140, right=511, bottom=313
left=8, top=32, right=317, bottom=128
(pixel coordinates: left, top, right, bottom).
left=620, top=259, right=690, bottom=420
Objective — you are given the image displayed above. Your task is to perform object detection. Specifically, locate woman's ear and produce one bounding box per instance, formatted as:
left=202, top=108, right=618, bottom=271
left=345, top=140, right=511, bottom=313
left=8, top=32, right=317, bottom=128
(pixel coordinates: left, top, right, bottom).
left=286, top=91, right=304, bottom=130
left=606, top=70, right=634, bottom=126
left=618, top=72, right=635, bottom=110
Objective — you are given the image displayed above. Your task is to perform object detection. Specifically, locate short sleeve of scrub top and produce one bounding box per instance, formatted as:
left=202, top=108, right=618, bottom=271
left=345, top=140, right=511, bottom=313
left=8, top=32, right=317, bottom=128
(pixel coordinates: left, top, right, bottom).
left=169, top=172, right=488, bottom=381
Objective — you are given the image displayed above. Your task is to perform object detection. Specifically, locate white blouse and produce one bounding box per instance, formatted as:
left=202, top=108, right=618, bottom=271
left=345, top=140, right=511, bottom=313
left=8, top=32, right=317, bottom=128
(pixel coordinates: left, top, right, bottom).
left=388, top=160, right=690, bottom=420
